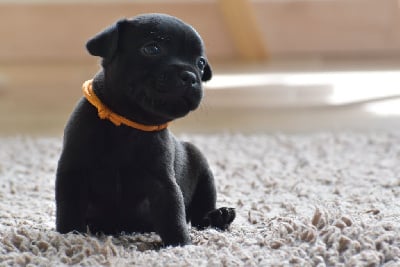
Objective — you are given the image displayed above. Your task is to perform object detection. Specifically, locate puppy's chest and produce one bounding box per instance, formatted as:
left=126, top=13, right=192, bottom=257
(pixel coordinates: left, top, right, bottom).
left=94, top=131, right=174, bottom=178
left=89, top=137, right=173, bottom=203
left=104, top=134, right=169, bottom=165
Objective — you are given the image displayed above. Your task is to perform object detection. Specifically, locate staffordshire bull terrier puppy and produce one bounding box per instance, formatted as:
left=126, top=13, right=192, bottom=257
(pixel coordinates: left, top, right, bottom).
left=55, top=13, right=235, bottom=246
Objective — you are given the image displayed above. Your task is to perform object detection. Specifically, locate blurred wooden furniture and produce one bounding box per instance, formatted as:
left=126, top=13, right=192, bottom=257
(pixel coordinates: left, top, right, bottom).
left=1, top=0, right=400, bottom=63
left=1, top=0, right=400, bottom=135
left=217, top=0, right=268, bottom=61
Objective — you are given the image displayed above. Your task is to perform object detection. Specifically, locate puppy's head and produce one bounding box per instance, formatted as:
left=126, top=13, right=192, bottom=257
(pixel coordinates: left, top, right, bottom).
left=86, top=13, right=212, bottom=124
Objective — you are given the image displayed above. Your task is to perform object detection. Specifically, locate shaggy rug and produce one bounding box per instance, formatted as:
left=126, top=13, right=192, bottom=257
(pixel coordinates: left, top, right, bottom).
left=0, top=132, right=399, bottom=266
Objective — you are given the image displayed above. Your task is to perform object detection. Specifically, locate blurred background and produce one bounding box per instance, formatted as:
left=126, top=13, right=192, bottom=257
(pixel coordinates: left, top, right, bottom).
left=1, top=0, right=400, bottom=136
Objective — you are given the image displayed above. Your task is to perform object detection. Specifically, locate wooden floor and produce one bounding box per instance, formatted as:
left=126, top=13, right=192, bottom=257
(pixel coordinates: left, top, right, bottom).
left=1, top=58, right=400, bottom=136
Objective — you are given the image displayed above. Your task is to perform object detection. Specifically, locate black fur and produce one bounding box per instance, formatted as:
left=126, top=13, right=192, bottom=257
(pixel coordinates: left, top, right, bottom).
left=55, top=13, right=235, bottom=246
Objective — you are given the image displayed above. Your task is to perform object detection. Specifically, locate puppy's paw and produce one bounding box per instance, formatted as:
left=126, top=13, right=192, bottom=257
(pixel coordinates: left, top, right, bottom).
left=201, top=207, right=236, bottom=231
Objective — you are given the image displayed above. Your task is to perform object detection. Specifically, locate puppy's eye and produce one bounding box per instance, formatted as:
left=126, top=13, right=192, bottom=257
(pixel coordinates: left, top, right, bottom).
left=197, top=57, right=207, bottom=71
left=141, top=43, right=161, bottom=56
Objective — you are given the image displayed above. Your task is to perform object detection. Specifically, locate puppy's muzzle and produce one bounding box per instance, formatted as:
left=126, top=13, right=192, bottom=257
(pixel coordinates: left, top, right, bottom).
left=155, top=68, right=201, bottom=94
left=152, top=67, right=202, bottom=112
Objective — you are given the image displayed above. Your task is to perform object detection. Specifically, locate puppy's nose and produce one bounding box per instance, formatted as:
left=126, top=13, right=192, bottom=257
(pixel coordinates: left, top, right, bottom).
left=180, top=71, right=198, bottom=86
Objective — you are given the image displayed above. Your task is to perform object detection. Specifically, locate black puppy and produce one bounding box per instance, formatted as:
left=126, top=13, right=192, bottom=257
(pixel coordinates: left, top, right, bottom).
left=55, top=13, right=235, bottom=246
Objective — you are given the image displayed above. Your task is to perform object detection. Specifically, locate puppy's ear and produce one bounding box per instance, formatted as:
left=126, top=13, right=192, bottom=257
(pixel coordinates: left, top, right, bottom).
left=86, top=19, right=127, bottom=59
left=201, top=63, right=212, bottom=81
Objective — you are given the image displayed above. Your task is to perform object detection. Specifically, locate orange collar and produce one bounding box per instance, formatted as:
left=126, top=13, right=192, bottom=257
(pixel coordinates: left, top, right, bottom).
left=82, top=79, right=169, bottom=131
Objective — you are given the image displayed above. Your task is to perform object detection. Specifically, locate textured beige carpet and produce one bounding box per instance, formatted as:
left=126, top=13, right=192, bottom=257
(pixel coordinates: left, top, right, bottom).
left=0, top=133, right=400, bottom=266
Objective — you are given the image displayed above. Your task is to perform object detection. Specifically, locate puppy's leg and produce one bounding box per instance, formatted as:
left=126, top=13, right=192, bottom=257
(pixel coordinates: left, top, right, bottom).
left=55, top=171, right=88, bottom=233
left=189, top=169, right=236, bottom=230
left=148, top=178, right=191, bottom=246
left=188, top=168, right=216, bottom=227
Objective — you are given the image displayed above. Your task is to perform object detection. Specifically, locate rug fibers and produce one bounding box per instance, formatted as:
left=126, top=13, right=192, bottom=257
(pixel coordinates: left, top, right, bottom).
left=0, top=132, right=399, bottom=266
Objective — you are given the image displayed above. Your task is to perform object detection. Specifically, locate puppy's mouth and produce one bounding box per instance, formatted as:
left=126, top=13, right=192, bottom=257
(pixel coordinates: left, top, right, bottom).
left=131, top=85, right=202, bottom=121
left=125, top=67, right=204, bottom=122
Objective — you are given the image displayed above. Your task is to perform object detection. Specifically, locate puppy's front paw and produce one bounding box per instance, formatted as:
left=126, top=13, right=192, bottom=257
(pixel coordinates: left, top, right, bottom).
left=201, top=207, right=236, bottom=230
